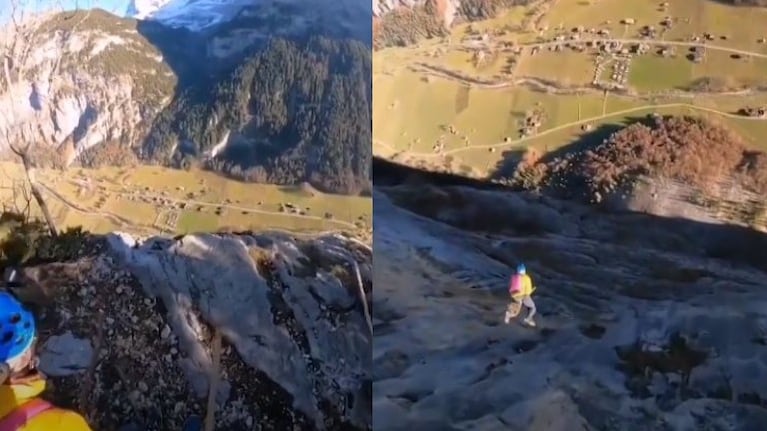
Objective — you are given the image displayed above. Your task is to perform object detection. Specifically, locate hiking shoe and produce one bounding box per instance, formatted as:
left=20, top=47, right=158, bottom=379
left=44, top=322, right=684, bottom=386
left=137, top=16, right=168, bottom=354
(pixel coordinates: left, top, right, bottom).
left=183, top=415, right=202, bottom=431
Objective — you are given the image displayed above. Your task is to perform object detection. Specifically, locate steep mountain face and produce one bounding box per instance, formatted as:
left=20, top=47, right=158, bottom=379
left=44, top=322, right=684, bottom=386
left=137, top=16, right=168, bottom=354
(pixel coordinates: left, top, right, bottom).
left=0, top=4, right=372, bottom=194
left=0, top=10, right=175, bottom=166
left=373, top=181, right=767, bottom=431
left=14, top=230, right=372, bottom=430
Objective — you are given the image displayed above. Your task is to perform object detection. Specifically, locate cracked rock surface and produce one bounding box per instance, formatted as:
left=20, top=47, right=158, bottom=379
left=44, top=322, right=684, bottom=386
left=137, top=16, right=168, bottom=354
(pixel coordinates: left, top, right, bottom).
left=19, top=231, right=371, bottom=431
left=374, top=186, right=767, bottom=431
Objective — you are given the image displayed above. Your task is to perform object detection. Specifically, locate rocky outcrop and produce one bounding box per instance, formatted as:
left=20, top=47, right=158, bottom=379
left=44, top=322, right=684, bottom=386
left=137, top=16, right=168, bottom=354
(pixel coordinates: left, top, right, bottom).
left=373, top=186, right=767, bottom=430
left=604, top=175, right=767, bottom=233
left=0, top=10, right=175, bottom=165
left=15, top=231, right=371, bottom=430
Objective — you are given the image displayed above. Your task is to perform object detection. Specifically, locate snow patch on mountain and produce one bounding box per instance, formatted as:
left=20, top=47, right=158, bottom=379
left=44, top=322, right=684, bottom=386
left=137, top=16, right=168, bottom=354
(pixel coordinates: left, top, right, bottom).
left=126, top=0, right=371, bottom=41
left=126, top=0, right=256, bottom=31
left=125, top=0, right=173, bottom=20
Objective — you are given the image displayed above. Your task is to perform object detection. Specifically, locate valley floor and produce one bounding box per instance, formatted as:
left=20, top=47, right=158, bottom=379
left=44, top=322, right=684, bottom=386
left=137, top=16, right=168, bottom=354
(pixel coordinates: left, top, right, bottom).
left=0, top=162, right=371, bottom=236
left=373, top=0, right=767, bottom=177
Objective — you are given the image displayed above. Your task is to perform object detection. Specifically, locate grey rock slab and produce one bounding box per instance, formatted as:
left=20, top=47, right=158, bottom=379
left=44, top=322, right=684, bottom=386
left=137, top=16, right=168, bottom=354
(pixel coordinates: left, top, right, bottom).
left=373, top=188, right=767, bottom=430
left=38, top=331, right=93, bottom=377
left=107, top=231, right=371, bottom=429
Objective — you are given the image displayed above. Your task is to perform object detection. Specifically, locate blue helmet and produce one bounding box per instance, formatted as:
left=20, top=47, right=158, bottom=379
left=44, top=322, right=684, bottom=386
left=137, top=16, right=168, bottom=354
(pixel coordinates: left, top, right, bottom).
left=0, top=292, right=35, bottom=364
left=516, top=263, right=526, bottom=274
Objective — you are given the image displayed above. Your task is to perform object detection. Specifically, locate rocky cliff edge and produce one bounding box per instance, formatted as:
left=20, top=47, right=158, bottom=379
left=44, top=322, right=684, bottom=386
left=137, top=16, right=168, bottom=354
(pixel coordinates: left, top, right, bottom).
left=12, top=230, right=371, bottom=430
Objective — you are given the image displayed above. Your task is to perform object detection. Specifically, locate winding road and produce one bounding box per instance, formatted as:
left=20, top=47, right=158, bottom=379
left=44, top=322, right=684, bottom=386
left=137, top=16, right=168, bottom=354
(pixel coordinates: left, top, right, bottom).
left=375, top=102, right=767, bottom=158
left=36, top=180, right=361, bottom=233
left=37, top=182, right=159, bottom=233
left=519, top=37, right=767, bottom=59
left=421, top=36, right=767, bottom=92
left=413, top=62, right=759, bottom=99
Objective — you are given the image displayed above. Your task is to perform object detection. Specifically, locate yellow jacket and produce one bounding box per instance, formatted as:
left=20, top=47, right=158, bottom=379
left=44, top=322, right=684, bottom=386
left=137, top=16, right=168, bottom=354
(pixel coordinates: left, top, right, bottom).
left=511, top=274, right=535, bottom=300
left=0, top=375, right=92, bottom=431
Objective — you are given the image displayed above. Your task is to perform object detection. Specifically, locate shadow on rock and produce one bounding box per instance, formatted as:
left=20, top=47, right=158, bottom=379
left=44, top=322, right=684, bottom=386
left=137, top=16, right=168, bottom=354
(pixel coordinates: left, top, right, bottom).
left=374, top=159, right=767, bottom=274
left=615, top=332, right=708, bottom=398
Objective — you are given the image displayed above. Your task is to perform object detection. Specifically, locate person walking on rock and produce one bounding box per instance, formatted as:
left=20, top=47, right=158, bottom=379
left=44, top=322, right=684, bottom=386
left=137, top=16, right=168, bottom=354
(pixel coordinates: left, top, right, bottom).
left=504, top=263, right=537, bottom=327
left=0, top=291, right=93, bottom=431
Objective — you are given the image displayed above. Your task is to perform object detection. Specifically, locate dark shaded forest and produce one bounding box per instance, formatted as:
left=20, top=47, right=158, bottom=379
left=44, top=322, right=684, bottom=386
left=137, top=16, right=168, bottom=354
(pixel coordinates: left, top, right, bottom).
left=142, top=37, right=372, bottom=195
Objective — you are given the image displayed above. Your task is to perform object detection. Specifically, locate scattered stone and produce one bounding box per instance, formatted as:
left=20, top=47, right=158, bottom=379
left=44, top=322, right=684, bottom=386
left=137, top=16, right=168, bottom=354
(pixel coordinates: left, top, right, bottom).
left=161, top=324, right=172, bottom=339
left=38, top=331, right=93, bottom=377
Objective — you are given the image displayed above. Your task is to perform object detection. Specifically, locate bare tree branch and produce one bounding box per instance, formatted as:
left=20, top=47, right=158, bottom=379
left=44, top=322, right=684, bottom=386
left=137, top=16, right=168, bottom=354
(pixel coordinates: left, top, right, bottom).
left=0, top=0, right=89, bottom=236
left=10, top=177, right=32, bottom=220
left=352, top=259, right=373, bottom=337
left=11, top=143, right=56, bottom=235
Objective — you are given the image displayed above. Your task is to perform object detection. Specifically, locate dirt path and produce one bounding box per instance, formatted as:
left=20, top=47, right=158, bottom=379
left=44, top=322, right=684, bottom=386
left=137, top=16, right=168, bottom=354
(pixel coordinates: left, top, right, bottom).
left=37, top=180, right=359, bottom=233
left=375, top=102, right=767, bottom=158
left=37, top=182, right=157, bottom=233
left=104, top=187, right=360, bottom=229
left=413, top=63, right=759, bottom=100
left=524, top=0, right=556, bottom=32
left=520, top=37, right=767, bottom=59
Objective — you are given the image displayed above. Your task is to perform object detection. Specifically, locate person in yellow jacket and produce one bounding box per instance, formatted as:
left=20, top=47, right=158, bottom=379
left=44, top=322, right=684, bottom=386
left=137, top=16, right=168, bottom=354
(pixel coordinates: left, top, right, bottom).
left=504, top=263, right=537, bottom=327
left=0, top=291, right=92, bottom=431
